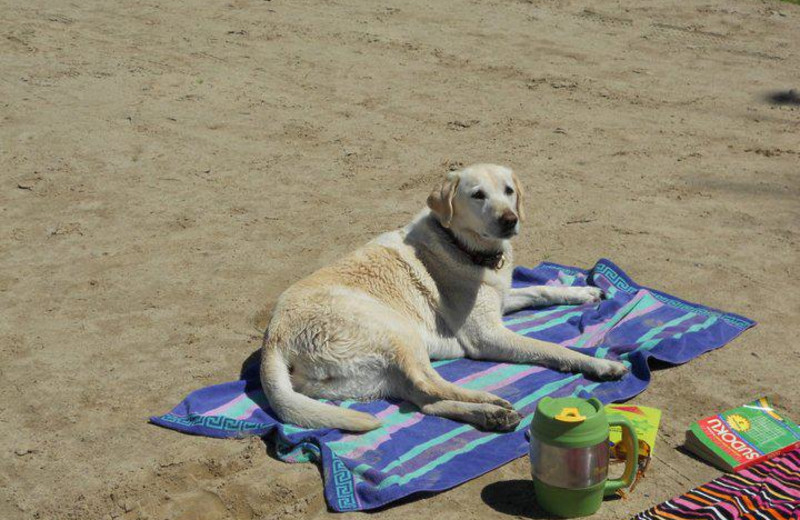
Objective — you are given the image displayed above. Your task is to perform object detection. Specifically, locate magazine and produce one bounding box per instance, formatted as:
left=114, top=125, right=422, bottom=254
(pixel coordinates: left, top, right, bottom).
left=684, top=396, right=800, bottom=472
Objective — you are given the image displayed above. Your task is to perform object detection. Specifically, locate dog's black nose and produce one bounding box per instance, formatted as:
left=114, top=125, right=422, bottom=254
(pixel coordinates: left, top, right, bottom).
left=499, top=211, right=518, bottom=231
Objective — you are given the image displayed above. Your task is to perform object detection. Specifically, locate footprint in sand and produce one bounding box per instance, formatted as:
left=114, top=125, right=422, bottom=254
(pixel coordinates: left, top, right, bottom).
left=159, top=489, right=228, bottom=520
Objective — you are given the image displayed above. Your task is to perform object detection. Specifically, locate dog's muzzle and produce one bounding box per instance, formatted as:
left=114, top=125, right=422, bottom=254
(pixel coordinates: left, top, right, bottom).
left=498, top=211, right=518, bottom=234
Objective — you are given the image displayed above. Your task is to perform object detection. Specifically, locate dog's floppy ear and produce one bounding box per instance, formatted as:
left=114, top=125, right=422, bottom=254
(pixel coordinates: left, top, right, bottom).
left=427, top=173, right=460, bottom=228
left=512, top=171, right=525, bottom=222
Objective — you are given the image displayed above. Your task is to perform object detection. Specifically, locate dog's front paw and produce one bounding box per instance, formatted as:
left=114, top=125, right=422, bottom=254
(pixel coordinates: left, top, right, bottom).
left=583, top=286, right=604, bottom=303
left=481, top=406, right=522, bottom=432
left=564, top=286, right=604, bottom=305
left=469, top=390, right=514, bottom=410
left=585, top=360, right=628, bottom=381
left=488, top=396, right=514, bottom=410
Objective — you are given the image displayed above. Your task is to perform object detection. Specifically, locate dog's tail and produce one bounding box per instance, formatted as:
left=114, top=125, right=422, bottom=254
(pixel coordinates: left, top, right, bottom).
left=260, top=345, right=382, bottom=432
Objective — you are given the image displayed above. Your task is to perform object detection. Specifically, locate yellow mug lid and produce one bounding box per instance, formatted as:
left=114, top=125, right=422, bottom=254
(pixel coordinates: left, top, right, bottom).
left=555, top=407, right=586, bottom=423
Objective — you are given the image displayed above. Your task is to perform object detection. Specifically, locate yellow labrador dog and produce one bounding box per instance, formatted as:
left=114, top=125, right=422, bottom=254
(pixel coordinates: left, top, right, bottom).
left=261, top=164, right=627, bottom=432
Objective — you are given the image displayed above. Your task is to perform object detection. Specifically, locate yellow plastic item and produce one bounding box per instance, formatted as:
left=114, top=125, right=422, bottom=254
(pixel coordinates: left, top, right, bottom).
left=555, top=407, right=586, bottom=423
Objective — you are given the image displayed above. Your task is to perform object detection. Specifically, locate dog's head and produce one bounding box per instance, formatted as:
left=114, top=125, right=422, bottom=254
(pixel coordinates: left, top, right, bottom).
left=427, top=164, right=524, bottom=241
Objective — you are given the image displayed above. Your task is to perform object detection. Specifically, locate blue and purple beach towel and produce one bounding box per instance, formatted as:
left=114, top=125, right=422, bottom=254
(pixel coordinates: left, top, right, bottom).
left=151, top=259, right=754, bottom=512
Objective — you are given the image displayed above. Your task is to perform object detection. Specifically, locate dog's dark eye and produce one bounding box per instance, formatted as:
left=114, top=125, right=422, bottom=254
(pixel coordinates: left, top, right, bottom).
left=505, top=186, right=514, bottom=195
left=471, top=190, right=486, bottom=200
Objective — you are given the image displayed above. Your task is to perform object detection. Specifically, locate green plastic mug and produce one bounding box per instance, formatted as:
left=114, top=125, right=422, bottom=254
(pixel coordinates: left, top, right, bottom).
left=529, top=397, right=638, bottom=518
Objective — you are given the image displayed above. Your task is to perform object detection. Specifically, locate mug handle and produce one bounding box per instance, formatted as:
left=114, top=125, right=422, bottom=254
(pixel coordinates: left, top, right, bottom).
left=604, top=415, right=639, bottom=496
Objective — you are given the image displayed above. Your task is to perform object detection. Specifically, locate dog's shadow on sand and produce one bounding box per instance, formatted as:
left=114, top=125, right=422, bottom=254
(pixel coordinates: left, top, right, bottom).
left=240, top=348, right=262, bottom=380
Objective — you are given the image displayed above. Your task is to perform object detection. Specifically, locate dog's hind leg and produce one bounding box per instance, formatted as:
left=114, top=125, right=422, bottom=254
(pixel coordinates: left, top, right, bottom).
left=388, top=336, right=521, bottom=431
left=415, top=400, right=521, bottom=431
left=391, top=337, right=511, bottom=407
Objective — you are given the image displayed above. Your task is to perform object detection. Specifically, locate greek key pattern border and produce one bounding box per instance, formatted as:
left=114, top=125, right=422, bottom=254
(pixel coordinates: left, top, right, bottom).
left=593, top=263, right=637, bottom=294
left=160, top=413, right=270, bottom=432
left=331, top=456, right=359, bottom=511
left=593, top=263, right=752, bottom=330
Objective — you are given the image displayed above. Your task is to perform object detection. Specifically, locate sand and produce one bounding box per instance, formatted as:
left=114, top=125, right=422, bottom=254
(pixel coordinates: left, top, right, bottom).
left=1, top=0, right=799, bottom=518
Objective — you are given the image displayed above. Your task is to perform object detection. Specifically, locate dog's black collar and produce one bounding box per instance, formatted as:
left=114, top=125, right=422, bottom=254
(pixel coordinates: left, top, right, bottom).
left=440, top=225, right=506, bottom=270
